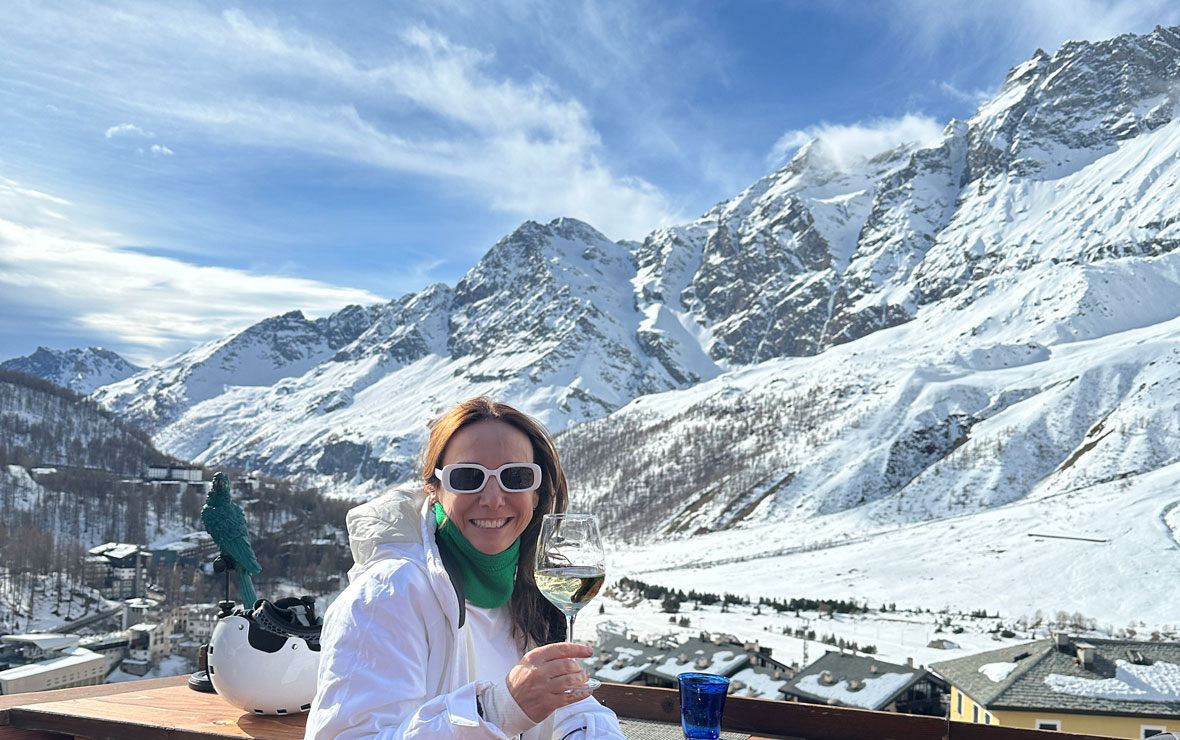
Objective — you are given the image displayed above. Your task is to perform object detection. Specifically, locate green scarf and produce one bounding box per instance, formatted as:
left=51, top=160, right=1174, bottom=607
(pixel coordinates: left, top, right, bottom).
left=433, top=503, right=519, bottom=609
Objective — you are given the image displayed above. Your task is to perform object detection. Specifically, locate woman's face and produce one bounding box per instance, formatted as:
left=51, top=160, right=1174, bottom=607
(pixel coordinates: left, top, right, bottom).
left=432, top=420, right=539, bottom=555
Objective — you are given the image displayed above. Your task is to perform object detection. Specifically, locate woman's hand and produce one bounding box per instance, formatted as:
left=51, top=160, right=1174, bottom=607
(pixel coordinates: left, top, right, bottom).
left=506, top=642, right=593, bottom=722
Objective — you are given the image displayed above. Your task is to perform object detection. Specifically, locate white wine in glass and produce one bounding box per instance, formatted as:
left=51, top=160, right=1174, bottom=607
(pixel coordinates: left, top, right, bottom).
left=535, top=513, right=605, bottom=691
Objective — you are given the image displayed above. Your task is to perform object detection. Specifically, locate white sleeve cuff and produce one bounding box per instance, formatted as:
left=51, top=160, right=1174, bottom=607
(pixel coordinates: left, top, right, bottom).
left=479, top=681, right=538, bottom=738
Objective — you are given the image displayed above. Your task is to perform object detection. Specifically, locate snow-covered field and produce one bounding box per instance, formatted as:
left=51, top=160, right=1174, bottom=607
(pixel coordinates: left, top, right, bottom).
left=577, top=568, right=1167, bottom=676
left=565, top=456, right=1180, bottom=668
left=578, top=594, right=982, bottom=672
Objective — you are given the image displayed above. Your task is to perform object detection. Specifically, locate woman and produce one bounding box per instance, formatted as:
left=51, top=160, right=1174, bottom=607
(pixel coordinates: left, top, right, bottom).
left=305, top=398, right=624, bottom=740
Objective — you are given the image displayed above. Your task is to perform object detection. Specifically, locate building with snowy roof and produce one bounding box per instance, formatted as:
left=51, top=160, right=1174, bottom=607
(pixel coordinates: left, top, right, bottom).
left=78, top=632, right=130, bottom=675
left=931, top=635, right=1180, bottom=738
left=0, top=635, right=105, bottom=695
left=640, top=636, right=751, bottom=688
left=583, top=634, right=669, bottom=685
left=0, top=634, right=79, bottom=661
left=149, top=531, right=218, bottom=568
left=121, top=623, right=169, bottom=677
left=580, top=631, right=804, bottom=698
left=781, top=649, right=945, bottom=715
left=85, top=542, right=151, bottom=599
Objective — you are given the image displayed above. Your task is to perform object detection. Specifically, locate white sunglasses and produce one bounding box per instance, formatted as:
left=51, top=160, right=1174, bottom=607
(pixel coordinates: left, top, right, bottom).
left=434, top=462, right=542, bottom=494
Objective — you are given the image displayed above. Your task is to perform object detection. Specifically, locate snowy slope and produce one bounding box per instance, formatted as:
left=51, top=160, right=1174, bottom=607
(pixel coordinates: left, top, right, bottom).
left=95, top=307, right=375, bottom=429
left=586, top=456, right=1180, bottom=635
left=562, top=259, right=1180, bottom=535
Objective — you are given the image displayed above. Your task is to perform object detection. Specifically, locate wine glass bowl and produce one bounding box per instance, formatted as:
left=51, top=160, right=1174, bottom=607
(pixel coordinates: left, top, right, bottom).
left=534, top=513, right=605, bottom=691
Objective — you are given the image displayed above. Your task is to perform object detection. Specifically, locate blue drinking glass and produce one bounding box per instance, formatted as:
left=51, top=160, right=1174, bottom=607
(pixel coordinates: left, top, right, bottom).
left=678, top=672, right=730, bottom=740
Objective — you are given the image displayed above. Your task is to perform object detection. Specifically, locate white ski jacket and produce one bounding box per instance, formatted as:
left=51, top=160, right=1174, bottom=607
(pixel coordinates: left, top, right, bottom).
left=304, top=488, right=625, bottom=740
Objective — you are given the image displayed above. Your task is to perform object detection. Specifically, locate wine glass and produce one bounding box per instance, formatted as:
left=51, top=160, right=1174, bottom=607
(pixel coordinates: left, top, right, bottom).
left=535, top=513, right=606, bottom=691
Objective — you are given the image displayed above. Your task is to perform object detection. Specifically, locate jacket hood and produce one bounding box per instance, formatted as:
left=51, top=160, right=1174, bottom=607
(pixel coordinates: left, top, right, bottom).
left=345, top=486, right=465, bottom=634
left=346, top=486, right=427, bottom=568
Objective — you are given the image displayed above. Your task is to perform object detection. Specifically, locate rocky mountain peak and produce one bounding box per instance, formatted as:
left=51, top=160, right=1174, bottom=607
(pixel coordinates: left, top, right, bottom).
left=0, top=346, right=141, bottom=395
left=448, top=216, right=641, bottom=376
left=968, top=24, right=1180, bottom=182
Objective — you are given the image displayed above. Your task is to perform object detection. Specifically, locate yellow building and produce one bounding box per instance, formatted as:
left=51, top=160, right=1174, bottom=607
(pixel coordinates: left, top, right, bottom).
left=932, top=636, right=1180, bottom=739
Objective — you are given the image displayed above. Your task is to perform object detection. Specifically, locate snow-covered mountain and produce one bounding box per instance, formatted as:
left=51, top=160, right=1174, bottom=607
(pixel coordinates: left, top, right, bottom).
left=562, top=24, right=1180, bottom=539
left=94, top=218, right=698, bottom=483
left=91, top=21, right=1180, bottom=560
left=1, top=347, right=141, bottom=395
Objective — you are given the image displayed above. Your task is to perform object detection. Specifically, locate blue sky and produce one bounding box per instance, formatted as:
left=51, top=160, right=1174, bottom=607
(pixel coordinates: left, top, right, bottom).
left=2, top=0, right=1177, bottom=365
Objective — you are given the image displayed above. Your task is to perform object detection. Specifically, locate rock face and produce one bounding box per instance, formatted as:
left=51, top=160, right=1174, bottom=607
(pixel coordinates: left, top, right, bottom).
left=965, top=28, right=1180, bottom=182
left=87, top=26, right=1180, bottom=532
left=1, top=347, right=141, bottom=394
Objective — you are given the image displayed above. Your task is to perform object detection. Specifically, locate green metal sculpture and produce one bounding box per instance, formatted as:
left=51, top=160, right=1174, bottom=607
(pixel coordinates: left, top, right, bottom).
left=201, top=472, right=261, bottom=608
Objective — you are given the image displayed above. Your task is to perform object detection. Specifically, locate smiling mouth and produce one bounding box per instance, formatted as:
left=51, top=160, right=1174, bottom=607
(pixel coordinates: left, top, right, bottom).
left=471, top=518, right=511, bottom=529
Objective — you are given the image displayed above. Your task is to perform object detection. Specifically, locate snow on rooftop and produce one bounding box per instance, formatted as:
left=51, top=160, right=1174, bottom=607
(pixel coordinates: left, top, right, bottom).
left=0, top=634, right=79, bottom=651
left=979, top=661, right=1020, bottom=682
left=592, top=660, right=652, bottom=684
left=795, top=670, right=915, bottom=710
left=1045, top=660, right=1180, bottom=703
left=730, top=666, right=790, bottom=699
left=585, top=643, right=661, bottom=684
left=89, top=543, right=139, bottom=559
left=0, top=647, right=104, bottom=680
left=155, top=541, right=198, bottom=552
left=649, top=648, right=747, bottom=680
left=79, top=632, right=130, bottom=647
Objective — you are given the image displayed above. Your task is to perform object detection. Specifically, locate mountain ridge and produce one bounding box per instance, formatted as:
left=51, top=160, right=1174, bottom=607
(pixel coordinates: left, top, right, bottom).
left=1, top=346, right=141, bottom=395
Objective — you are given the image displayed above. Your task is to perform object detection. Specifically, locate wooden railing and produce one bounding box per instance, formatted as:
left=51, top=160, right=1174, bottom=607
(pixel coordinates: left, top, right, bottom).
left=0, top=677, right=1124, bottom=740
left=594, top=684, right=1123, bottom=740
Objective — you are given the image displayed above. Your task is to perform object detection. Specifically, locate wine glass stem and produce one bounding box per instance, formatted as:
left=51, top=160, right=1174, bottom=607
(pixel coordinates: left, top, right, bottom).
left=567, top=612, right=577, bottom=643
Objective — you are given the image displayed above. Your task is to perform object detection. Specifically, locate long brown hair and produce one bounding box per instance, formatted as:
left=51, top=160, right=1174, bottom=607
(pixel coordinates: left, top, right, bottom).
left=421, top=397, right=567, bottom=647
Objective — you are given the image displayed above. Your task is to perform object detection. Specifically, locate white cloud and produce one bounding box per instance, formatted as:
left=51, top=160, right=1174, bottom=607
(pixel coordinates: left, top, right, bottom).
left=938, top=81, right=994, bottom=107
left=887, top=0, right=1180, bottom=61
left=12, top=4, right=681, bottom=240
left=0, top=176, right=71, bottom=207
left=104, top=123, right=153, bottom=139
left=0, top=176, right=382, bottom=365
left=149, top=144, right=174, bottom=156
left=220, top=19, right=683, bottom=238
left=768, top=114, right=945, bottom=171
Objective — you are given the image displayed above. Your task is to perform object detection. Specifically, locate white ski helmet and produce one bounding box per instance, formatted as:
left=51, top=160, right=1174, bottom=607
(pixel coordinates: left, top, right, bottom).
left=207, top=597, right=322, bottom=715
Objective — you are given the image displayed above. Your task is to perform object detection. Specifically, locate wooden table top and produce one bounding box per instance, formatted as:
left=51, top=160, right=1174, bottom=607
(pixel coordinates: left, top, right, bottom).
left=0, top=678, right=305, bottom=740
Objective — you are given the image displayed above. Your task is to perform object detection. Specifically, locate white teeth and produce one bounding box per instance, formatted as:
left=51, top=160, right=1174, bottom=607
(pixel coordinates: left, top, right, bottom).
left=472, top=518, right=508, bottom=529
